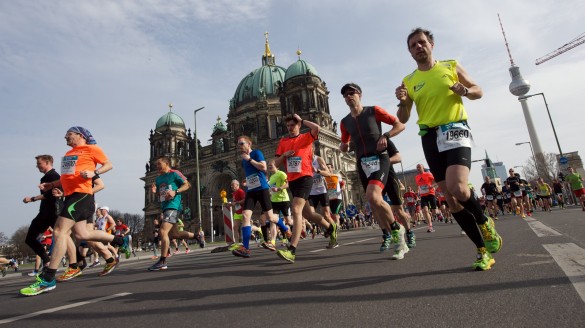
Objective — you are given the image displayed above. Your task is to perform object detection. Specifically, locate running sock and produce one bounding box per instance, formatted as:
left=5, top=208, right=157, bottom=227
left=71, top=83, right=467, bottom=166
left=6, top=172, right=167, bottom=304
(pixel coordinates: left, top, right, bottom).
left=69, top=263, right=78, bottom=269
left=289, top=245, right=296, bottom=254
left=242, top=225, right=252, bottom=249
left=276, top=217, right=288, bottom=232
left=326, top=223, right=334, bottom=234
left=452, top=210, right=485, bottom=248
left=261, top=225, right=269, bottom=242
left=106, top=257, right=115, bottom=264
left=390, top=221, right=400, bottom=231
left=460, top=195, right=488, bottom=225
left=381, top=229, right=389, bottom=235
left=41, top=268, right=57, bottom=282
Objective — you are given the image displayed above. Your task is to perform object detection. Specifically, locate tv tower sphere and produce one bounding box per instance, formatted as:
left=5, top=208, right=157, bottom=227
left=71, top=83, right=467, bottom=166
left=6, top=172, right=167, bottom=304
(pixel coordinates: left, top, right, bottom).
left=509, top=66, right=531, bottom=96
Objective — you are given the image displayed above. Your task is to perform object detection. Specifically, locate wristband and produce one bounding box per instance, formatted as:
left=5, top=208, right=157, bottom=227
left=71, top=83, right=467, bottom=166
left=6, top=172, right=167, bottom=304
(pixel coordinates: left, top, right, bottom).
left=248, top=157, right=253, bottom=163
left=31, top=196, right=37, bottom=202
left=462, top=87, right=469, bottom=96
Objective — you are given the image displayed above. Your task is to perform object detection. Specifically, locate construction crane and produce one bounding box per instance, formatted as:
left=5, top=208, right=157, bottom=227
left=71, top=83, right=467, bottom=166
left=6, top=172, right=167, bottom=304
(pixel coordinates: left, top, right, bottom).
left=535, top=32, right=585, bottom=65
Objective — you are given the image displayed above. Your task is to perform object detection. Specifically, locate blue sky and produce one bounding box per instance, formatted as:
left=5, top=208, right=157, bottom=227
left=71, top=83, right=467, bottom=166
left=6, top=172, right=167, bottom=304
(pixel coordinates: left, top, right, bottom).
left=1, top=0, right=584, bottom=236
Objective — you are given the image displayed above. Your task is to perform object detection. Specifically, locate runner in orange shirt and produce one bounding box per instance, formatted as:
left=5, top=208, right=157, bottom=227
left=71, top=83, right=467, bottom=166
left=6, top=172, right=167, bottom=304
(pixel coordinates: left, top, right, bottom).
left=415, top=164, right=439, bottom=232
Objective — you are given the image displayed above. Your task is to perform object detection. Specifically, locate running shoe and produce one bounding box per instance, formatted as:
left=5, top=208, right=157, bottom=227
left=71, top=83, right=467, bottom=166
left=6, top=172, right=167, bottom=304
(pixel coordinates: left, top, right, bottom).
left=232, top=245, right=251, bottom=258
left=379, top=234, right=391, bottom=252
left=406, top=230, right=416, bottom=249
left=28, top=270, right=39, bottom=277
left=392, top=243, right=409, bottom=260
left=326, top=241, right=339, bottom=249
left=461, top=230, right=467, bottom=235
left=228, top=243, right=240, bottom=251
left=427, top=227, right=435, bottom=233
left=20, top=275, right=56, bottom=296
left=148, top=260, right=168, bottom=271
left=479, top=217, right=503, bottom=253
left=124, top=248, right=131, bottom=259
left=185, top=249, right=191, bottom=254
left=390, top=224, right=405, bottom=245
left=300, top=229, right=307, bottom=239
left=472, top=247, right=495, bottom=271
left=284, top=230, right=292, bottom=239
left=1, top=266, right=6, bottom=277
left=99, top=258, right=119, bottom=276
left=173, top=249, right=179, bottom=255
left=329, top=222, right=338, bottom=246
left=276, top=249, right=295, bottom=263
left=57, top=267, right=82, bottom=282
left=88, top=260, right=101, bottom=268
left=79, top=259, right=87, bottom=271
left=261, top=241, right=277, bottom=251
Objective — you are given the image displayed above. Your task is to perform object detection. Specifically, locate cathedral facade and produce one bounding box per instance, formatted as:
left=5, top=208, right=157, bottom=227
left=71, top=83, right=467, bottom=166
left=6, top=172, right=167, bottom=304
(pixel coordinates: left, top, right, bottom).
left=142, top=36, right=362, bottom=238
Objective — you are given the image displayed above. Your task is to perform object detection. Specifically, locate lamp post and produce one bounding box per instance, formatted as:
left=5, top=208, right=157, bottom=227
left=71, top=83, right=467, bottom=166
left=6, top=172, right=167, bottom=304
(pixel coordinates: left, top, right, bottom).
left=518, top=92, right=563, bottom=158
left=515, top=141, right=540, bottom=177
left=513, top=165, right=526, bottom=178
left=193, top=106, right=205, bottom=230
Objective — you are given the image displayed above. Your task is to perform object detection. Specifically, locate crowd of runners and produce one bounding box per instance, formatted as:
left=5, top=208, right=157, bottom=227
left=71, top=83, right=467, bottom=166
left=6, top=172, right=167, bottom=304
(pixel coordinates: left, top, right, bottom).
left=8, top=27, right=585, bottom=297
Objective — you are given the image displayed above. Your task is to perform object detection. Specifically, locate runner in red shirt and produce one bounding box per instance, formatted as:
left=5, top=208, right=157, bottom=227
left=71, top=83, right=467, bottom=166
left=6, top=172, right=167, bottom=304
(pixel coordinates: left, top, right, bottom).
left=415, top=164, right=438, bottom=232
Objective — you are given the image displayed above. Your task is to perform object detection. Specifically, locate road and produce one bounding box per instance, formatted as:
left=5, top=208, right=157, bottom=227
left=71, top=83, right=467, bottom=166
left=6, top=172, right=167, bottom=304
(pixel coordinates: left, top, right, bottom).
left=1, top=207, right=585, bottom=327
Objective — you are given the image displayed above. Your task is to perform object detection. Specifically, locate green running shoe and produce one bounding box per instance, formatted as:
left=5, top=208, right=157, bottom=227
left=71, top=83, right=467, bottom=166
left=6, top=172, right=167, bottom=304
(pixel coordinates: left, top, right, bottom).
left=329, top=222, right=338, bottom=246
left=390, top=224, right=405, bottom=245
left=472, top=247, right=495, bottom=271
left=406, top=230, right=416, bottom=249
left=379, top=234, right=391, bottom=252
left=479, top=217, right=503, bottom=253
left=276, top=249, right=295, bottom=263
left=20, top=275, right=56, bottom=296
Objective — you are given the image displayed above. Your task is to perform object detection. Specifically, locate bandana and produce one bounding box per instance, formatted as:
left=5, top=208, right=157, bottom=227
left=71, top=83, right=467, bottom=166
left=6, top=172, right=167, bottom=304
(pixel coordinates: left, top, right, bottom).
left=67, top=126, right=96, bottom=145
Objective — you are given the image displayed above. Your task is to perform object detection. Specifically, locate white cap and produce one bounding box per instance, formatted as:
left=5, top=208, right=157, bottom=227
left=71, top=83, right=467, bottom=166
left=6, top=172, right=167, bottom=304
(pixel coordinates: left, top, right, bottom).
left=98, top=206, right=109, bottom=212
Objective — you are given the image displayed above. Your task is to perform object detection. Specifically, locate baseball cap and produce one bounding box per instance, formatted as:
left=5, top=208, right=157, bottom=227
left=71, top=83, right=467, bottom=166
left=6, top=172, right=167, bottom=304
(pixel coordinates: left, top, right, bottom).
left=98, top=206, right=109, bottom=212
left=341, top=83, right=362, bottom=95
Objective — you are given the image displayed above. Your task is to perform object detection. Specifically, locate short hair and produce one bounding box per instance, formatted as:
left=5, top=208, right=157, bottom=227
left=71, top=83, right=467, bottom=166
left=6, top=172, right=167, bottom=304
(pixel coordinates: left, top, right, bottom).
left=35, top=155, right=54, bottom=164
left=238, top=135, right=252, bottom=145
left=407, top=27, right=434, bottom=47
left=117, top=218, right=124, bottom=223
left=284, top=115, right=301, bottom=124
left=156, top=156, right=171, bottom=166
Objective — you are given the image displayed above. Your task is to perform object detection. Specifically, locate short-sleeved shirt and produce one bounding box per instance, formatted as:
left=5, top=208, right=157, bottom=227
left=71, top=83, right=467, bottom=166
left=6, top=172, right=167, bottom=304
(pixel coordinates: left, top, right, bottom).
left=177, top=218, right=184, bottom=232
left=481, top=182, right=498, bottom=196
left=114, top=224, right=128, bottom=236
left=156, top=170, right=186, bottom=211
left=339, top=106, right=398, bottom=159
left=41, top=229, right=52, bottom=246
left=268, top=170, right=289, bottom=202
left=39, top=168, right=61, bottom=217
left=506, top=176, right=521, bottom=192
left=243, top=149, right=269, bottom=192
left=60, top=145, right=108, bottom=196
left=566, top=173, right=584, bottom=191
left=275, top=132, right=317, bottom=182
left=403, top=191, right=417, bottom=206
left=416, top=171, right=435, bottom=196
left=232, top=188, right=246, bottom=214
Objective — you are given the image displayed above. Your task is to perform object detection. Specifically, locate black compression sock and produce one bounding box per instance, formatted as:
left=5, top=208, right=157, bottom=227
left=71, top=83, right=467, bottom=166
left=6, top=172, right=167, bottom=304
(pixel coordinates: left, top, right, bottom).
left=460, top=195, right=488, bottom=225
left=41, top=268, right=57, bottom=282
left=390, top=221, right=400, bottom=231
left=452, top=210, right=485, bottom=248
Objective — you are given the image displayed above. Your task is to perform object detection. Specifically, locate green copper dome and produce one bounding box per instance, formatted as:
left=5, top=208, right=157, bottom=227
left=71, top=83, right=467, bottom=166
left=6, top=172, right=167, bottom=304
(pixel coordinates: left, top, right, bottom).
left=284, top=59, right=318, bottom=81
left=155, top=111, right=185, bottom=130
left=232, top=64, right=286, bottom=108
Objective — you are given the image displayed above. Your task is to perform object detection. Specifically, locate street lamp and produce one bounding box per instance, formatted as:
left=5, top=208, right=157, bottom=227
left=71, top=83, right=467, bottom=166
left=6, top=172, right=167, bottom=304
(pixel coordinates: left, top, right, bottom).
left=518, top=93, right=563, bottom=158
left=513, top=165, right=526, bottom=178
left=515, top=141, right=540, bottom=177
left=194, top=106, right=205, bottom=230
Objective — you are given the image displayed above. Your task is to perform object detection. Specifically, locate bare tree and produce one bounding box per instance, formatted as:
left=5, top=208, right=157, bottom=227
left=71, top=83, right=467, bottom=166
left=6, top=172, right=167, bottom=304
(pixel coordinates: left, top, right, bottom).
left=9, top=225, right=35, bottom=261
left=523, top=152, right=559, bottom=184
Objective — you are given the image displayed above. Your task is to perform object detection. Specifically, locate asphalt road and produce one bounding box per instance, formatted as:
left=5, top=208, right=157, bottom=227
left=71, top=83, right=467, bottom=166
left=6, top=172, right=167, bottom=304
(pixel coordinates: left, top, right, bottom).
left=1, top=206, right=585, bottom=327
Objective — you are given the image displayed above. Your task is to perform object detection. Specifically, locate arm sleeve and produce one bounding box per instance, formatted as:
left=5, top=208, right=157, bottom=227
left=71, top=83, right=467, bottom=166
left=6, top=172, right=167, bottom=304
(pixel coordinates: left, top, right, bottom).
left=340, top=121, right=350, bottom=143
left=373, top=106, right=397, bottom=125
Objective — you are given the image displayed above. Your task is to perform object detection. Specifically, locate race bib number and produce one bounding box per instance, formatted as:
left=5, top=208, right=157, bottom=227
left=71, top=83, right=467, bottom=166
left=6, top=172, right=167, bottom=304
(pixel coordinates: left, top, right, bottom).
left=436, top=122, right=474, bottom=152
left=406, top=197, right=414, bottom=203
left=360, top=155, right=380, bottom=178
left=61, top=155, right=78, bottom=175
left=287, top=156, right=302, bottom=173
left=513, top=190, right=522, bottom=197
left=420, top=185, right=430, bottom=194
left=486, top=195, right=494, bottom=201
left=496, top=195, right=502, bottom=200
left=159, top=185, right=172, bottom=202
left=327, top=189, right=339, bottom=199
left=312, top=173, right=325, bottom=189
left=246, top=173, right=261, bottom=190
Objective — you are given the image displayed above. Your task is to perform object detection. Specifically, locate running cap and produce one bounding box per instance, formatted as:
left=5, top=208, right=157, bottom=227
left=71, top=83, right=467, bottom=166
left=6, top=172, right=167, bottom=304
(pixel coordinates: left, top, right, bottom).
left=98, top=206, right=109, bottom=212
left=67, top=126, right=96, bottom=145
left=340, top=83, right=362, bottom=95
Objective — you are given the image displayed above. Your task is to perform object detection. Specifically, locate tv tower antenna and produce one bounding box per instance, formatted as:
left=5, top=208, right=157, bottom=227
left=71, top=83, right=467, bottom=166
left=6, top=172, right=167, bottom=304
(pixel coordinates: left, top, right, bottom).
left=498, top=13, right=515, bottom=67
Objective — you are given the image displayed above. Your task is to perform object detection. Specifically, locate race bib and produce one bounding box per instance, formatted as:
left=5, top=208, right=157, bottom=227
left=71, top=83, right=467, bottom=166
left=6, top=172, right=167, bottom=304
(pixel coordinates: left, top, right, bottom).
left=360, top=155, right=380, bottom=178
left=159, top=185, right=172, bottom=202
left=327, top=189, right=339, bottom=199
left=287, top=156, right=302, bottom=173
left=513, top=190, right=522, bottom=197
left=312, top=173, right=325, bottom=189
left=61, top=155, right=78, bottom=175
left=496, top=195, right=502, bottom=200
left=406, top=197, right=414, bottom=203
left=486, top=195, right=494, bottom=201
left=436, top=122, right=474, bottom=152
left=420, top=185, right=430, bottom=194
left=246, top=173, right=261, bottom=190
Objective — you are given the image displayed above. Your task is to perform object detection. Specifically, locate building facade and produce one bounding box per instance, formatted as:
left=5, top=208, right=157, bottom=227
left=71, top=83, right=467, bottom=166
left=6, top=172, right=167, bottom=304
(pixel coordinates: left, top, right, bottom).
left=141, top=35, right=361, bottom=238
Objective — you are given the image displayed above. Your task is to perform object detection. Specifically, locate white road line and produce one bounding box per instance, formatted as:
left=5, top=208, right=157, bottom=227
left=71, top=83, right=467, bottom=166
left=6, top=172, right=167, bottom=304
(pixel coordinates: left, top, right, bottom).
left=309, top=238, right=375, bottom=253
left=0, top=292, right=132, bottom=325
left=525, top=219, right=562, bottom=237
left=543, top=243, right=585, bottom=304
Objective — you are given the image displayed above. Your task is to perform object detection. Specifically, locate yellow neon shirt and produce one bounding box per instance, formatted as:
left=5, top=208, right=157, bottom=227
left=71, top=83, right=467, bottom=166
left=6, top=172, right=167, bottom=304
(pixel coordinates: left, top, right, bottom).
left=403, top=60, right=468, bottom=127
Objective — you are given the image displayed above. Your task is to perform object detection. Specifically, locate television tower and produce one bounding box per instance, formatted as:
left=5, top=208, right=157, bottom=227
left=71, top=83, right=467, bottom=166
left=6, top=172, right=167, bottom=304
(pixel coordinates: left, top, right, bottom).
left=498, top=14, right=544, bottom=158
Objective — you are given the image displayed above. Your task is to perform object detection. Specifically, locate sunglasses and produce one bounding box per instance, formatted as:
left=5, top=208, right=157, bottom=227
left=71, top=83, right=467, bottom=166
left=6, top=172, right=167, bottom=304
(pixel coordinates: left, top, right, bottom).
left=343, top=91, right=358, bottom=98
left=238, top=141, right=247, bottom=145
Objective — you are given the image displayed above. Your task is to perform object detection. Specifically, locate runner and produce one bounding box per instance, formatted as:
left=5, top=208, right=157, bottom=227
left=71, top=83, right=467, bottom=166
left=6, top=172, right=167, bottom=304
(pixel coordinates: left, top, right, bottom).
left=226, top=179, right=245, bottom=250
left=308, top=150, right=338, bottom=248
left=481, top=176, right=499, bottom=219
left=266, top=160, right=294, bottom=251
left=274, top=114, right=338, bottom=263
left=149, top=156, right=200, bottom=270
left=403, top=186, right=419, bottom=227
left=325, top=163, right=345, bottom=227
left=20, top=126, right=124, bottom=296
left=395, top=28, right=502, bottom=270
left=565, top=167, right=585, bottom=211
left=415, top=164, right=438, bottom=232
left=339, top=82, right=409, bottom=260
left=536, top=178, right=552, bottom=212
left=552, top=178, right=565, bottom=209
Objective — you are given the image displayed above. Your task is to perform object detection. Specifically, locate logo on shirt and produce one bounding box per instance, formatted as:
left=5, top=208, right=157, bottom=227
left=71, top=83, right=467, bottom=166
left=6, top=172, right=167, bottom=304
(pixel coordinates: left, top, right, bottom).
left=414, top=82, right=425, bottom=92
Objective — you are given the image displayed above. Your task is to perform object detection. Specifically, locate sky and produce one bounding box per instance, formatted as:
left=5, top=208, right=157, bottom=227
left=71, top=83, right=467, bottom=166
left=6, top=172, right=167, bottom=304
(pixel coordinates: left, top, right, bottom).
left=1, top=0, right=584, bottom=237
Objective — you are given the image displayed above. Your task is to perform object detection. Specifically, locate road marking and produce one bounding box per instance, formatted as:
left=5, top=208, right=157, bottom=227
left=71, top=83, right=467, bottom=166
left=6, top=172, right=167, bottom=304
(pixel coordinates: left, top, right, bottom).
left=543, top=243, right=585, bottom=304
left=309, top=238, right=375, bottom=253
left=0, top=292, right=132, bottom=325
left=525, top=219, right=561, bottom=237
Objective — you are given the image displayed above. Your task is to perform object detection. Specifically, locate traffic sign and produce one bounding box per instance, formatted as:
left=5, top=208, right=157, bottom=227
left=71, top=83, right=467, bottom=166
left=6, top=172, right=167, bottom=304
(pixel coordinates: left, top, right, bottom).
left=559, top=156, right=568, bottom=165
